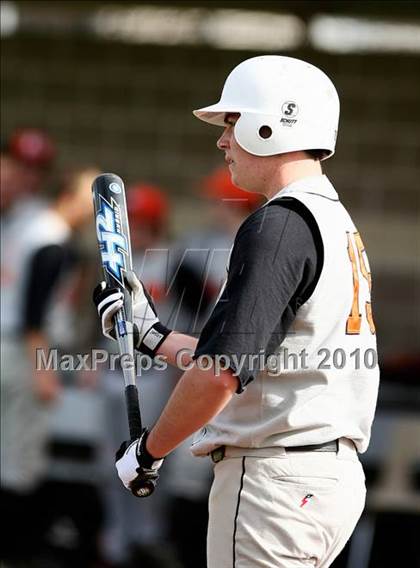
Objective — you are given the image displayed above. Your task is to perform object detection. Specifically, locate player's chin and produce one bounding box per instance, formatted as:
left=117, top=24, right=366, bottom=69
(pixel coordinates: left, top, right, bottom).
left=231, top=171, right=250, bottom=193
left=229, top=168, right=240, bottom=187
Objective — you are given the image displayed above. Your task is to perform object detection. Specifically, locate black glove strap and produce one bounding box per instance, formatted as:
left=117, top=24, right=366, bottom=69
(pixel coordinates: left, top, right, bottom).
left=138, top=322, right=172, bottom=358
left=136, top=429, right=164, bottom=468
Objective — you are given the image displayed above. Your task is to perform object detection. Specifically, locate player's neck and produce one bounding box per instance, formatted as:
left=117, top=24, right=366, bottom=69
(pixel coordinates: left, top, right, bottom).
left=264, top=154, right=323, bottom=200
left=51, top=201, right=75, bottom=228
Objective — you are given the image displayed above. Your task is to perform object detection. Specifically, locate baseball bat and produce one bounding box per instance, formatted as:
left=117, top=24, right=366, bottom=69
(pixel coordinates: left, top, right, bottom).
left=92, top=173, right=142, bottom=441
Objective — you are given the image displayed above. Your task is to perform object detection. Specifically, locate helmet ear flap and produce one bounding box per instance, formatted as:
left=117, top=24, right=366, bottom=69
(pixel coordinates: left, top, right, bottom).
left=234, top=113, right=280, bottom=157
left=234, top=110, right=336, bottom=159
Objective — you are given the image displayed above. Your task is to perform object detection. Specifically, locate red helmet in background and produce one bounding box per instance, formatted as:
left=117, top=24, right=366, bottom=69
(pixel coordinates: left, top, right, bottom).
left=201, top=166, right=262, bottom=212
left=127, top=183, right=169, bottom=227
left=8, top=128, right=56, bottom=168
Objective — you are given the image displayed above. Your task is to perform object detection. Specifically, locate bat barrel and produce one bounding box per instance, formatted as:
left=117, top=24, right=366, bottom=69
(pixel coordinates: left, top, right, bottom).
left=93, top=172, right=142, bottom=441
left=92, top=173, right=125, bottom=196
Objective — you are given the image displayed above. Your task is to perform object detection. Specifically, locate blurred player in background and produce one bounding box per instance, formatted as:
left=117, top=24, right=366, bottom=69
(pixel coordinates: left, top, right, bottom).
left=6, top=127, right=56, bottom=218
left=171, top=166, right=262, bottom=331
left=100, top=183, right=176, bottom=568
left=0, top=147, right=22, bottom=214
left=0, top=165, right=99, bottom=566
left=1, top=128, right=57, bottom=264
left=166, top=166, right=262, bottom=568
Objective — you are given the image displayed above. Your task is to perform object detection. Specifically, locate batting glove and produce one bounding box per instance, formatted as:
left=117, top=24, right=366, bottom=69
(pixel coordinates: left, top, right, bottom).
left=115, top=429, right=164, bottom=498
left=93, top=271, right=171, bottom=357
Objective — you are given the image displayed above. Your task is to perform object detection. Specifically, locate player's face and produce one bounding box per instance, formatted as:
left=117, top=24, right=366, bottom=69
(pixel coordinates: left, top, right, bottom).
left=0, top=155, right=22, bottom=212
left=217, top=113, right=267, bottom=195
left=70, top=170, right=98, bottom=227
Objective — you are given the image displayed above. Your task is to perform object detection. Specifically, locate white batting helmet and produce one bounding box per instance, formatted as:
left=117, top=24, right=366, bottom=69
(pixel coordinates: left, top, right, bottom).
left=193, top=55, right=340, bottom=160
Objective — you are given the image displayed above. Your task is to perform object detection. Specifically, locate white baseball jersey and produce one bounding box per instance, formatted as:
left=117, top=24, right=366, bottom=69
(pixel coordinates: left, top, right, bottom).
left=1, top=206, right=72, bottom=491
left=192, top=175, right=379, bottom=455
left=1, top=207, right=71, bottom=340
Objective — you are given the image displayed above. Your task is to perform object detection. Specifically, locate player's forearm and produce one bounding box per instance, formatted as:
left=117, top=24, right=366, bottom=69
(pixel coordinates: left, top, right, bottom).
left=24, top=329, right=61, bottom=402
left=157, top=331, right=198, bottom=368
left=25, top=329, right=49, bottom=367
left=146, top=364, right=238, bottom=458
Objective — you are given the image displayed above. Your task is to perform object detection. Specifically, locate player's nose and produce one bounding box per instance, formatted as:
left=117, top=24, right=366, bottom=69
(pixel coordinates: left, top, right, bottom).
left=217, top=128, right=231, bottom=150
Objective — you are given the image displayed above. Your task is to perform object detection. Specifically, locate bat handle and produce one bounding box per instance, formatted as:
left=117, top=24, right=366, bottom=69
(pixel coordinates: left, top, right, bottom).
left=114, top=311, right=142, bottom=440
left=125, top=384, right=143, bottom=440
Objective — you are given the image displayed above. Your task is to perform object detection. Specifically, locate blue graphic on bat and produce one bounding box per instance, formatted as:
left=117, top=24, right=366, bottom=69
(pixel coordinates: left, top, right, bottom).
left=96, top=195, right=128, bottom=287
left=118, top=320, right=127, bottom=336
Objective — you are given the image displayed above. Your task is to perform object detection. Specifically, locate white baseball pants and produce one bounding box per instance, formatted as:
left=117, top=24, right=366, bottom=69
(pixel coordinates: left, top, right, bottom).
left=207, top=438, right=366, bottom=568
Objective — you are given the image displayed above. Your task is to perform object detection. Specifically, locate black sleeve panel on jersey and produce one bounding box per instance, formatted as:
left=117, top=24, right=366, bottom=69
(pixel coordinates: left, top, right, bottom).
left=170, top=255, right=213, bottom=319
left=193, top=198, right=323, bottom=393
left=22, top=244, right=66, bottom=332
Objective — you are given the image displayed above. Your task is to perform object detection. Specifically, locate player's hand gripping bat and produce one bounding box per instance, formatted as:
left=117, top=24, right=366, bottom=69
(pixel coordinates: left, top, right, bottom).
left=92, top=173, right=142, bottom=441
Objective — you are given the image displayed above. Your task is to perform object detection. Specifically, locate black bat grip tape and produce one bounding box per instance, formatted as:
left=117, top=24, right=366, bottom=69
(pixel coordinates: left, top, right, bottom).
left=125, top=385, right=143, bottom=440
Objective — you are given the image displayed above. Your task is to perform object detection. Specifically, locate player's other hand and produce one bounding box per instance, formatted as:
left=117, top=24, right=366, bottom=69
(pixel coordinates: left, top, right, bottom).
left=93, top=271, right=171, bottom=356
left=115, top=429, right=164, bottom=498
left=33, top=368, right=61, bottom=403
left=93, top=281, right=124, bottom=340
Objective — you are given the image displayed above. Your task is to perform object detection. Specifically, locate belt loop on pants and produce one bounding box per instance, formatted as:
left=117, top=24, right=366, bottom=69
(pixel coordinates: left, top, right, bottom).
left=210, top=446, right=225, bottom=463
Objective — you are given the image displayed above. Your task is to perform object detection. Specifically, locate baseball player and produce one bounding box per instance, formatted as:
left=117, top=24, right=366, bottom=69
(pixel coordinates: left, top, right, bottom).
left=94, top=56, right=379, bottom=567
left=6, top=128, right=56, bottom=220
left=1, top=166, right=98, bottom=564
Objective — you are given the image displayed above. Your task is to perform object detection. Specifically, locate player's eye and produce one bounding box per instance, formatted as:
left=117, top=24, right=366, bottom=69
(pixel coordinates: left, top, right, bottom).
left=224, top=113, right=239, bottom=126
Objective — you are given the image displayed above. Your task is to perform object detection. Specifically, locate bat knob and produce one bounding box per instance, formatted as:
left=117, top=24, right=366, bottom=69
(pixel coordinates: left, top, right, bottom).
left=132, top=480, right=156, bottom=498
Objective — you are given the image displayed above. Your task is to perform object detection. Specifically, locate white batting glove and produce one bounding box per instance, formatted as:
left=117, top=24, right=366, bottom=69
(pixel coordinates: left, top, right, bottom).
left=115, top=429, right=164, bottom=498
left=93, top=271, right=171, bottom=356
